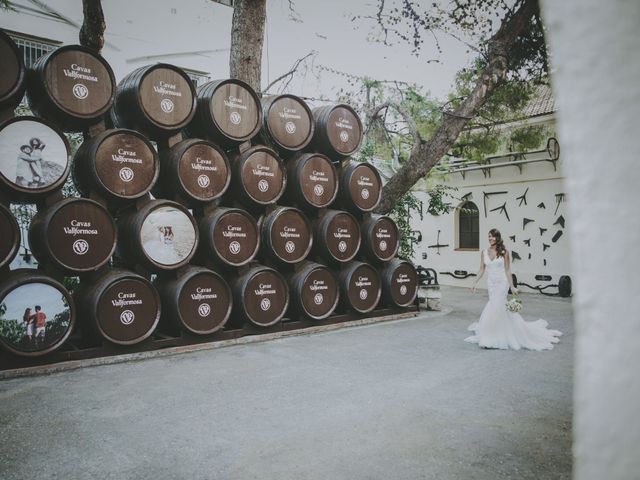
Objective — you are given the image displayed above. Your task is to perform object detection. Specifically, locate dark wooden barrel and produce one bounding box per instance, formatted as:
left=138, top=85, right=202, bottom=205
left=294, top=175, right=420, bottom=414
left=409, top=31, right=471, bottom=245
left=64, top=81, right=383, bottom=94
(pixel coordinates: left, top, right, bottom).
left=26, top=45, right=115, bottom=131
left=198, top=207, right=260, bottom=267
left=313, top=210, right=361, bottom=264
left=381, top=259, right=418, bottom=307
left=155, top=138, right=230, bottom=205
left=287, top=262, right=339, bottom=320
left=310, top=104, right=363, bottom=160
left=259, top=94, right=314, bottom=154
left=0, top=269, right=75, bottom=357
left=76, top=268, right=160, bottom=345
left=284, top=153, right=338, bottom=211
left=111, top=63, right=197, bottom=139
left=0, top=30, right=27, bottom=111
left=336, top=161, right=382, bottom=213
left=73, top=128, right=159, bottom=202
left=29, top=198, right=116, bottom=274
left=361, top=215, right=400, bottom=263
left=187, top=78, right=262, bottom=146
left=117, top=199, right=199, bottom=272
left=259, top=206, right=313, bottom=265
left=154, top=266, right=232, bottom=335
left=230, top=145, right=286, bottom=209
left=231, top=264, right=289, bottom=327
left=0, top=116, right=71, bottom=202
left=0, top=203, right=20, bottom=270
left=338, top=261, right=381, bottom=314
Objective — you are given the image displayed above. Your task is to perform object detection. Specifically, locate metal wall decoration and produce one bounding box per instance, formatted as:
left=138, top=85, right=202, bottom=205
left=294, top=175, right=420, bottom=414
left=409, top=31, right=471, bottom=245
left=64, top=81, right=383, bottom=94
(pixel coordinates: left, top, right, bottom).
left=461, top=192, right=472, bottom=201
left=489, top=201, right=510, bottom=221
left=440, top=270, right=477, bottom=279
left=540, top=227, right=548, bottom=236
left=543, top=243, right=550, bottom=251
left=516, top=187, right=529, bottom=206
left=554, top=193, right=566, bottom=215
left=552, top=230, right=563, bottom=243
left=483, top=191, right=508, bottom=218
left=523, top=238, right=531, bottom=246
left=537, top=202, right=546, bottom=209
left=427, top=230, right=449, bottom=255
left=544, top=259, right=547, bottom=266
left=554, top=215, right=565, bottom=228
left=512, top=251, right=522, bottom=260
left=509, top=235, right=516, bottom=242
left=523, top=218, right=535, bottom=230
left=528, top=253, right=532, bottom=259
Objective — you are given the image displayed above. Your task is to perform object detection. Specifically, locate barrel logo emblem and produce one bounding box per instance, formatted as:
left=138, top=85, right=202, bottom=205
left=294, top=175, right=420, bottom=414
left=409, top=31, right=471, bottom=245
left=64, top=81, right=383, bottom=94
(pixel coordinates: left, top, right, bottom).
left=229, top=241, right=241, bottom=255
left=285, top=121, right=296, bottom=134
left=313, top=184, right=324, bottom=196
left=379, top=240, right=388, bottom=252
left=338, top=240, right=347, bottom=253
left=197, top=174, right=210, bottom=188
left=119, top=167, right=134, bottom=183
left=339, top=131, right=349, bottom=143
left=72, top=83, right=89, bottom=99
left=260, top=298, right=271, bottom=311
left=198, top=303, right=211, bottom=317
left=400, top=285, right=408, bottom=296
left=314, top=293, right=324, bottom=305
left=230, top=111, right=242, bottom=125
left=120, top=310, right=135, bottom=325
left=285, top=241, right=296, bottom=254
left=359, top=288, right=368, bottom=300
left=361, top=188, right=370, bottom=200
left=258, top=179, right=269, bottom=192
left=161, top=98, right=174, bottom=113
left=72, top=239, right=89, bottom=255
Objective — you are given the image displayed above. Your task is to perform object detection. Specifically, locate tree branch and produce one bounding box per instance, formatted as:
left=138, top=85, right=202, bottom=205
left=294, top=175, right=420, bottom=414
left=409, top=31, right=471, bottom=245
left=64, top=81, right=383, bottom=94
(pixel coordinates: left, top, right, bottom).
left=263, top=51, right=316, bottom=94
left=367, top=100, right=423, bottom=147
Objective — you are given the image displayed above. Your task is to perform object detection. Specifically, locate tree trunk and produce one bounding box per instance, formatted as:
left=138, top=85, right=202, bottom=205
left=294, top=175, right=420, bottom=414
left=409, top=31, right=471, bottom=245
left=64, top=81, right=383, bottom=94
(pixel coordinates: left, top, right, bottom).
left=79, top=0, right=106, bottom=53
left=230, top=0, right=266, bottom=93
left=375, top=0, right=539, bottom=214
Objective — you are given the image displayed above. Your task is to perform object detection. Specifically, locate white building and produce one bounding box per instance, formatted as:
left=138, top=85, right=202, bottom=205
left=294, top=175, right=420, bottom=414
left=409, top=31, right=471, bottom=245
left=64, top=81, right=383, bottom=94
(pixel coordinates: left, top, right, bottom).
left=408, top=86, right=571, bottom=294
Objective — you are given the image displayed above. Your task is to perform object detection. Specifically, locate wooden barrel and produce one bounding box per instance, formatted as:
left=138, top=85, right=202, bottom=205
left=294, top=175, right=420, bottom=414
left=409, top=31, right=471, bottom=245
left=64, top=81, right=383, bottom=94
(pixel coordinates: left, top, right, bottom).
left=0, top=29, right=27, bottom=111
left=284, top=153, right=338, bottom=211
left=287, top=262, right=339, bottom=320
left=0, top=203, right=20, bottom=270
left=313, top=210, right=361, bottom=264
left=72, top=128, right=159, bottom=202
left=0, top=116, right=71, bottom=202
left=361, top=215, right=400, bottom=263
left=0, top=269, right=75, bottom=357
left=154, top=266, right=232, bottom=335
left=260, top=206, right=313, bottom=265
left=29, top=198, right=116, bottom=274
left=338, top=261, right=381, bottom=314
left=76, top=268, right=160, bottom=345
left=155, top=138, right=230, bottom=205
left=230, top=145, right=286, bottom=209
left=381, top=259, right=418, bottom=307
left=231, top=264, right=289, bottom=327
left=259, top=94, right=314, bottom=154
left=117, top=199, right=199, bottom=272
left=198, top=207, right=260, bottom=267
left=26, top=45, right=115, bottom=131
left=111, top=63, right=197, bottom=139
left=336, top=161, right=382, bottom=213
left=310, top=104, right=363, bottom=160
left=187, top=78, right=262, bottom=146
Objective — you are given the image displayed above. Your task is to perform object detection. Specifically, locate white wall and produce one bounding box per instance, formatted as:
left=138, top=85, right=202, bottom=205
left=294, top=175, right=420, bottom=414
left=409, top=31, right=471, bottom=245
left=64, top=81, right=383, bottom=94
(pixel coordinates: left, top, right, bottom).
left=540, top=0, right=640, bottom=478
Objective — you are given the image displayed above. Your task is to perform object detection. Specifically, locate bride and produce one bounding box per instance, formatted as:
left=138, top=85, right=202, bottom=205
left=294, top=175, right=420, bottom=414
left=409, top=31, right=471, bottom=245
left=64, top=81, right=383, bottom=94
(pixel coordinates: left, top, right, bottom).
left=465, top=228, right=562, bottom=350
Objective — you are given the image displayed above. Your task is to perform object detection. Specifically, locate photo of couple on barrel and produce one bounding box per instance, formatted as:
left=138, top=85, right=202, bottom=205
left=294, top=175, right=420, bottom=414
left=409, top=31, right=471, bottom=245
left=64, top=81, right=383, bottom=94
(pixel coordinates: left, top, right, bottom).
left=22, top=305, right=47, bottom=347
left=15, top=137, right=47, bottom=188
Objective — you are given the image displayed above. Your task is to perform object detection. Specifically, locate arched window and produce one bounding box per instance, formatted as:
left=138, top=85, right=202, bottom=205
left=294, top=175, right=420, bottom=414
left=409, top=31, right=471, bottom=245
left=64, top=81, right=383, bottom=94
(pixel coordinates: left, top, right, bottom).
left=458, top=201, right=479, bottom=249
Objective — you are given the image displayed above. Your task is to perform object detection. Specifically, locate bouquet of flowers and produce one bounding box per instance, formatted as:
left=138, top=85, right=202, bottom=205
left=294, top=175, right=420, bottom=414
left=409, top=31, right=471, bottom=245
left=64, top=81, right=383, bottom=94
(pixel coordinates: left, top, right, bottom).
left=506, top=295, right=523, bottom=313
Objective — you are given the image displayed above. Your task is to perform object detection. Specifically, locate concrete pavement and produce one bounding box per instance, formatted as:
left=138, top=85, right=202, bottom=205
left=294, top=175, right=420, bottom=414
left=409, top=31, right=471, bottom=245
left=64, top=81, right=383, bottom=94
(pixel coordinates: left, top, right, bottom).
left=0, top=286, right=573, bottom=479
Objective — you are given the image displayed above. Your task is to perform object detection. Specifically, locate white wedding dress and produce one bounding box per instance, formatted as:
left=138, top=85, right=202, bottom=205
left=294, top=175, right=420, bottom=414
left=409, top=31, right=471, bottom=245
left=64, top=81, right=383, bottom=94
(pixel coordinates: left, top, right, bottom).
left=464, top=250, right=562, bottom=350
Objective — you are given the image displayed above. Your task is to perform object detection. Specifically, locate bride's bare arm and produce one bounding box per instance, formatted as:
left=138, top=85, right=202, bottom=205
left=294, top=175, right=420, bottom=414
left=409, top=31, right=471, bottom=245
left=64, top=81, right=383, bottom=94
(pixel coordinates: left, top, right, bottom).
left=470, top=251, right=485, bottom=293
left=503, top=249, right=519, bottom=294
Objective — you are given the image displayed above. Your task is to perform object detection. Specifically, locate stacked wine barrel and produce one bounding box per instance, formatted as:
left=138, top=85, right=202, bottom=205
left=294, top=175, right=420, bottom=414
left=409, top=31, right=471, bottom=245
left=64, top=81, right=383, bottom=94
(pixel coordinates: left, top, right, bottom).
left=0, top=32, right=418, bottom=360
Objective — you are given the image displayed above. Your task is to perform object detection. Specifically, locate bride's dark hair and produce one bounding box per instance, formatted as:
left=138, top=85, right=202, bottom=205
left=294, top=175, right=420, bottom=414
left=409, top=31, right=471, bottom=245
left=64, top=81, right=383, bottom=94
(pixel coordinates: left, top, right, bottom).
left=489, top=228, right=507, bottom=258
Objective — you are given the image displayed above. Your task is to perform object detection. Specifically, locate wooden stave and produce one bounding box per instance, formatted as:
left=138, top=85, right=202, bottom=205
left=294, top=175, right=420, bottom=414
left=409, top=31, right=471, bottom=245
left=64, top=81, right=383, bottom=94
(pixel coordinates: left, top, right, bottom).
left=116, top=199, right=199, bottom=272
left=259, top=206, right=314, bottom=265
left=312, top=209, right=362, bottom=265
left=187, top=79, right=263, bottom=146
left=153, top=265, right=233, bottom=336
left=0, top=29, right=27, bottom=111
left=111, top=63, right=197, bottom=140
left=75, top=268, right=161, bottom=345
left=336, top=161, right=383, bottom=214
left=310, top=104, right=363, bottom=160
left=283, top=152, right=339, bottom=211
left=72, top=128, right=160, bottom=202
left=28, top=197, right=117, bottom=275
left=286, top=261, right=339, bottom=321
left=360, top=215, right=401, bottom=264
left=337, top=261, right=382, bottom=314
left=26, top=44, right=116, bottom=132
left=229, top=145, right=287, bottom=210
left=258, top=94, right=315, bottom=155
left=0, top=269, right=76, bottom=357
left=0, top=202, right=21, bottom=270
left=380, top=258, right=419, bottom=307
